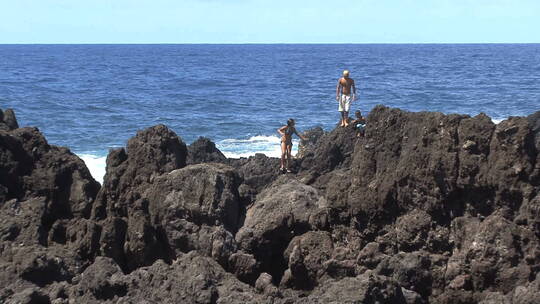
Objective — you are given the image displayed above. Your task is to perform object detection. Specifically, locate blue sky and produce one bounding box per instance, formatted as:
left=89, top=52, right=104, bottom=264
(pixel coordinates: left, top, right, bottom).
left=1, top=0, right=539, bottom=43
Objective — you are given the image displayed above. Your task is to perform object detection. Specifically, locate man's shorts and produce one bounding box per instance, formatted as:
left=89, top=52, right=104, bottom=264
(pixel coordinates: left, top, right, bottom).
left=338, top=94, right=352, bottom=112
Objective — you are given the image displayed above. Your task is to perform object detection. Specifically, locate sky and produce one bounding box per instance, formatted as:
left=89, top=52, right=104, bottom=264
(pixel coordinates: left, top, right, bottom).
left=0, top=0, right=539, bottom=43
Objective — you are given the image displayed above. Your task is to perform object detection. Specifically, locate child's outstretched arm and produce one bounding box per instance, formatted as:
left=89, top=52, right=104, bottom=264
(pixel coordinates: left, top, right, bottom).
left=295, top=129, right=307, bottom=141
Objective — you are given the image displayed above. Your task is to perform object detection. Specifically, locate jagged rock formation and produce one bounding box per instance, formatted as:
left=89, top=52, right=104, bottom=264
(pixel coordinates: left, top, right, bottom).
left=0, top=108, right=101, bottom=302
left=0, top=108, right=19, bottom=131
left=187, top=137, right=227, bottom=165
left=1, top=106, right=539, bottom=303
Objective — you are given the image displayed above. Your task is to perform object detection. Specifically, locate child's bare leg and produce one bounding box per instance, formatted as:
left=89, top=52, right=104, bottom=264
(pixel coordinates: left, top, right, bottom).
left=286, top=145, right=293, bottom=171
left=280, top=142, right=287, bottom=170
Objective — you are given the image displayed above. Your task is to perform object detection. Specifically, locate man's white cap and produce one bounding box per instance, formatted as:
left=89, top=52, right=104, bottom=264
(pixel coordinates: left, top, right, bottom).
left=343, top=70, right=350, bottom=76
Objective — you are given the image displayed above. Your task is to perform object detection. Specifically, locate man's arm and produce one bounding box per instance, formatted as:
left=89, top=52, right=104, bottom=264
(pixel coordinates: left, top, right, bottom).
left=352, top=80, right=357, bottom=100
left=336, top=79, right=342, bottom=101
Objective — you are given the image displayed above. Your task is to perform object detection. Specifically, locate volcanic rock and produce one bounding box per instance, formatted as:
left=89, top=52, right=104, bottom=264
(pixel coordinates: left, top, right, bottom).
left=66, top=252, right=270, bottom=304
left=142, top=163, right=241, bottom=266
left=2, top=106, right=540, bottom=303
left=296, top=126, right=324, bottom=158
left=294, top=272, right=407, bottom=303
left=90, top=124, right=188, bottom=270
left=0, top=108, right=102, bottom=302
left=236, top=176, right=327, bottom=282
left=187, top=136, right=227, bottom=165
left=227, top=153, right=281, bottom=201
left=299, top=125, right=357, bottom=175
left=0, top=108, right=19, bottom=131
left=527, top=110, right=540, bottom=151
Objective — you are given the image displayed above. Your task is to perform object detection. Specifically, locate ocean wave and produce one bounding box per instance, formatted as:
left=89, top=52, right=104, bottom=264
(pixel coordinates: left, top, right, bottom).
left=78, top=154, right=107, bottom=184
left=219, top=135, right=281, bottom=144
left=217, top=135, right=298, bottom=158
left=76, top=135, right=295, bottom=183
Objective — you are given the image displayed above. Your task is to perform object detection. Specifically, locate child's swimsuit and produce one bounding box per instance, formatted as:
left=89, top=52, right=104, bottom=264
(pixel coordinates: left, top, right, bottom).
left=282, top=127, right=294, bottom=145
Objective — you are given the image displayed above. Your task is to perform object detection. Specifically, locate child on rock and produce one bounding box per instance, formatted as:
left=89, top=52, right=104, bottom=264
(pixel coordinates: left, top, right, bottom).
left=351, top=110, right=366, bottom=137
left=277, top=118, right=307, bottom=173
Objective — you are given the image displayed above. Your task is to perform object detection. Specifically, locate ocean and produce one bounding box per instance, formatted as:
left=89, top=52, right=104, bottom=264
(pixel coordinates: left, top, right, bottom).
left=1, top=44, right=539, bottom=183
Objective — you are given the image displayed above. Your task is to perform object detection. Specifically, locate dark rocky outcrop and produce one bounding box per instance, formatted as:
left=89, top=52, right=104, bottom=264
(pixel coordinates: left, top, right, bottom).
left=2, top=106, right=540, bottom=303
left=89, top=124, right=189, bottom=271
left=236, top=176, right=327, bottom=284
left=0, top=110, right=100, bottom=303
left=528, top=110, right=540, bottom=152
left=187, top=136, right=227, bottom=165
left=228, top=154, right=281, bottom=195
left=299, top=125, right=357, bottom=175
left=294, top=272, right=407, bottom=304
left=143, top=163, right=242, bottom=268
left=0, top=108, right=19, bottom=131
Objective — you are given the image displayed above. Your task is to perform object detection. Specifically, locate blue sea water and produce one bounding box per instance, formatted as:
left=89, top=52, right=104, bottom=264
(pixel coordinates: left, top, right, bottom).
left=1, top=44, right=540, bottom=182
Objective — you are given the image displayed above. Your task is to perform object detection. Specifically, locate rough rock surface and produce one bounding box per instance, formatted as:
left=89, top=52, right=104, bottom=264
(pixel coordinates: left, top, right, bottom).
left=89, top=124, right=188, bottom=271
left=0, top=108, right=19, bottom=131
left=186, top=136, right=227, bottom=165
left=1, top=106, right=540, bottom=303
left=0, top=109, right=100, bottom=302
left=143, top=163, right=242, bottom=268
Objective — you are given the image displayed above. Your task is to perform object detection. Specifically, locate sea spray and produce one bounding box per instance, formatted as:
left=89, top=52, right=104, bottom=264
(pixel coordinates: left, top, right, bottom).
left=217, top=135, right=299, bottom=158
left=77, top=135, right=298, bottom=183
left=78, top=154, right=107, bottom=184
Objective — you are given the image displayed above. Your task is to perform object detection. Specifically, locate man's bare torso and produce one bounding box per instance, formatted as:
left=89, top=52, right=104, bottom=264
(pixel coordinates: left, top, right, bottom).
left=339, top=77, right=355, bottom=95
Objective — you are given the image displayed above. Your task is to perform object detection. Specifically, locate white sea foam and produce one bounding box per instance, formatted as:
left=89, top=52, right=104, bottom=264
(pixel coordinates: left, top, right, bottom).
left=491, top=118, right=504, bottom=124
left=76, top=135, right=295, bottom=183
left=78, top=154, right=107, bottom=184
left=217, top=135, right=299, bottom=159
left=219, top=135, right=282, bottom=144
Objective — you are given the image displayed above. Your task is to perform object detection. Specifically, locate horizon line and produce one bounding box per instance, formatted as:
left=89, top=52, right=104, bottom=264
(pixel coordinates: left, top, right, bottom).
left=1, top=42, right=540, bottom=46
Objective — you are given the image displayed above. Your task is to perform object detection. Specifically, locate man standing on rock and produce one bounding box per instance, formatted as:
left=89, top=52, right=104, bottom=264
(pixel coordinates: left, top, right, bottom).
left=336, top=70, right=357, bottom=127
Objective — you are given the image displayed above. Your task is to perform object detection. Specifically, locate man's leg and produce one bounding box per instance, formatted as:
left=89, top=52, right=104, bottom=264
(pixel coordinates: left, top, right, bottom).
left=338, top=96, right=345, bottom=127
left=343, top=96, right=351, bottom=126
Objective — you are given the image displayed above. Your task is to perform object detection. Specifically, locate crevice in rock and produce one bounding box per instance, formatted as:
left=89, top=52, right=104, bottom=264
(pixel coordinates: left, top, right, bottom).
left=50, top=222, right=67, bottom=245
left=94, top=282, right=128, bottom=301
left=499, top=190, right=524, bottom=218
left=21, top=259, right=72, bottom=287
left=236, top=200, right=248, bottom=235
left=261, top=248, right=289, bottom=286
left=53, top=170, right=75, bottom=218
left=38, top=170, right=77, bottom=246
left=154, top=225, right=174, bottom=265
left=26, top=293, right=51, bottom=304
left=250, top=230, right=292, bottom=286
left=100, top=217, right=128, bottom=273
left=524, top=129, right=539, bottom=185
left=434, top=186, right=496, bottom=226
